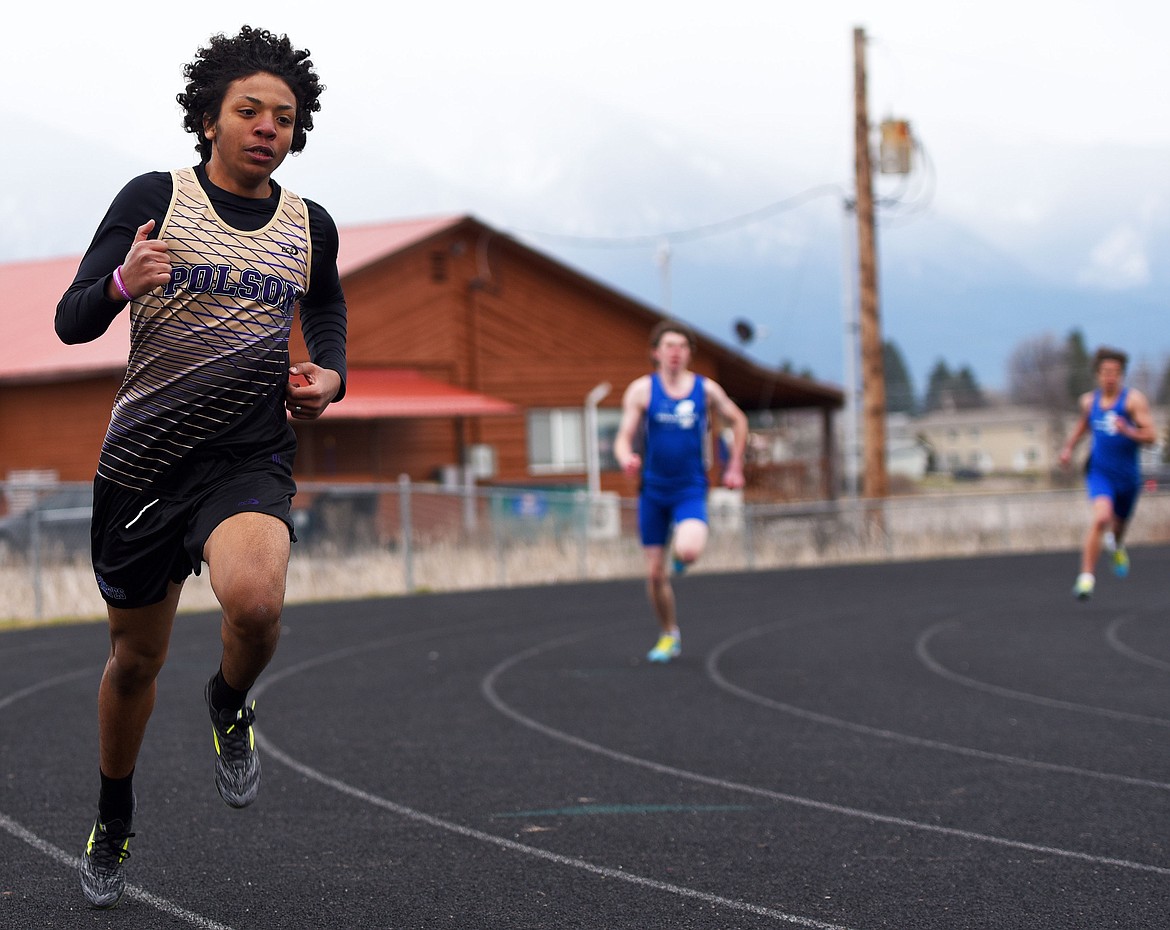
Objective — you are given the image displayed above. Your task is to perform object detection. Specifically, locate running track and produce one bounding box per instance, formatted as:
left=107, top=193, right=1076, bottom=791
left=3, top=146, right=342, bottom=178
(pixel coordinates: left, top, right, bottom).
left=3, top=546, right=1170, bottom=929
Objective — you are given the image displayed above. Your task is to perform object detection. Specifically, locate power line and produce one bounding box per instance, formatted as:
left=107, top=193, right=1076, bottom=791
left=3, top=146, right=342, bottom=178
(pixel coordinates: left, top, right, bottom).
left=512, top=182, right=848, bottom=249
left=513, top=155, right=932, bottom=252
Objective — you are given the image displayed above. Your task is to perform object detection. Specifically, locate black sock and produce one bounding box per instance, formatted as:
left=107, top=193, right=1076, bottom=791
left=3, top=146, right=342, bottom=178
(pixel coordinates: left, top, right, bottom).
left=98, top=770, right=135, bottom=826
left=208, top=668, right=248, bottom=716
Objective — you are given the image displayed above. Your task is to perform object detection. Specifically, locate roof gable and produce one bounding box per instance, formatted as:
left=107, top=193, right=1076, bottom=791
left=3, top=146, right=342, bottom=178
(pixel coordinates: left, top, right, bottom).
left=337, top=215, right=466, bottom=277
left=1, top=256, right=129, bottom=382
left=0, top=217, right=471, bottom=383
left=0, top=215, right=842, bottom=409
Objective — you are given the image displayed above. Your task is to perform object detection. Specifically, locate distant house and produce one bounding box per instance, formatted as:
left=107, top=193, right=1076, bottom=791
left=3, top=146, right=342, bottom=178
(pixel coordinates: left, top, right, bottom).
left=886, top=413, right=931, bottom=481
left=913, top=405, right=1073, bottom=476
left=0, top=214, right=843, bottom=499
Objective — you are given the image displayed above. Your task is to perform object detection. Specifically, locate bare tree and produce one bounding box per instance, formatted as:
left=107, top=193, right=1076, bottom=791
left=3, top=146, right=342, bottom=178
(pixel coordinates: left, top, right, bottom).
left=1008, top=332, right=1079, bottom=480
left=1007, top=333, right=1068, bottom=410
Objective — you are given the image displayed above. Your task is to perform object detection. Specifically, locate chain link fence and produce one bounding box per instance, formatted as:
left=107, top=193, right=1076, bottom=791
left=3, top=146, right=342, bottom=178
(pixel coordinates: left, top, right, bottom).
left=4, top=477, right=1170, bottom=623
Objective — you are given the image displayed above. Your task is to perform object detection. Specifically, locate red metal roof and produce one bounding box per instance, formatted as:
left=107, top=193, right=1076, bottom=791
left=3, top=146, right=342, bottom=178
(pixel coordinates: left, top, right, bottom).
left=0, top=242, right=515, bottom=417
left=0, top=216, right=467, bottom=382
left=337, top=215, right=464, bottom=277
left=318, top=369, right=516, bottom=420
left=3, top=255, right=129, bottom=381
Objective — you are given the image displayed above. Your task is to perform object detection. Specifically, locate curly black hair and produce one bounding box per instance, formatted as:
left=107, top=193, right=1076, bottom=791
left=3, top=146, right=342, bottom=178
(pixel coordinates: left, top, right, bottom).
left=177, top=26, right=325, bottom=161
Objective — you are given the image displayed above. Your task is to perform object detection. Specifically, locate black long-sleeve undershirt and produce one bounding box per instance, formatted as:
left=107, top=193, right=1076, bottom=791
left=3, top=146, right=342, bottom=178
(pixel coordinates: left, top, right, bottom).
left=55, top=164, right=347, bottom=399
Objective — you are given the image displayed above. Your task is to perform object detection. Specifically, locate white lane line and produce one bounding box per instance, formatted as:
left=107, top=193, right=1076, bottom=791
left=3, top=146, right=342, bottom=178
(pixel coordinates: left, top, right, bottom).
left=253, top=626, right=862, bottom=930
left=0, top=809, right=237, bottom=929
left=259, top=739, right=858, bottom=930
left=917, top=621, right=1170, bottom=727
left=706, top=622, right=1170, bottom=792
left=0, top=667, right=96, bottom=710
left=0, top=668, right=239, bottom=929
left=482, top=631, right=1170, bottom=878
left=1105, top=615, right=1170, bottom=673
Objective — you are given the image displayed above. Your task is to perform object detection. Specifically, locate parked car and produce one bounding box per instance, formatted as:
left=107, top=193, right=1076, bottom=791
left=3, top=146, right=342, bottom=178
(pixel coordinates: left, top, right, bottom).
left=0, top=484, right=93, bottom=562
left=291, top=488, right=380, bottom=551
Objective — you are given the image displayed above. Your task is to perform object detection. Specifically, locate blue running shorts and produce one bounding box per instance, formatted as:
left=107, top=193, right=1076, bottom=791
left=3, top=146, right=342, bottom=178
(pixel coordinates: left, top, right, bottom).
left=1085, top=471, right=1139, bottom=521
left=638, top=487, right=708, bottom=547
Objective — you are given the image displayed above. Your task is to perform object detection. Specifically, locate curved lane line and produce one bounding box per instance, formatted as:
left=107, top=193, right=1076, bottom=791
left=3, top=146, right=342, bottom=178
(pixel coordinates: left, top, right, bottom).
left=917, top=621, right=1170, bottom=728
left=481, top=631, right=1170, bottom=878
left=1105, top=615, right=1170, bottom=673
left=259, top=739, right=855, bottom=930
left=0, top=667, right=96, bottom=711
left=0, top=672, right=238, bottom=930
left=706, top=623, right=1170, bottom=792
left=0, top=813, right=236, bottom=930
left=253, top=627, right=861, bottom=930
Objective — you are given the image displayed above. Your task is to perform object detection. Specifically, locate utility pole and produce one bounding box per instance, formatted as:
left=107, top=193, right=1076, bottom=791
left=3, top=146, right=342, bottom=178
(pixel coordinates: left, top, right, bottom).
left=853, top=26, right=888, bottom=502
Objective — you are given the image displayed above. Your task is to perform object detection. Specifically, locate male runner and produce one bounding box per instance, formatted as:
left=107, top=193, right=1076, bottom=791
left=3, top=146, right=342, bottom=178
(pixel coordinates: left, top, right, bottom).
left=613, top=320, right=748, bottom=662
left=56, top=26, right=347, bottom=907
left=1058, top=347, right=1155, bottom=600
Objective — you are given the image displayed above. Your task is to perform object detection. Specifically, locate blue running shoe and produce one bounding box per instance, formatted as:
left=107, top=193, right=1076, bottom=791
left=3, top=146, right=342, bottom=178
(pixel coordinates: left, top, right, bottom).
left=1113, top=547, right=1130, bottom=578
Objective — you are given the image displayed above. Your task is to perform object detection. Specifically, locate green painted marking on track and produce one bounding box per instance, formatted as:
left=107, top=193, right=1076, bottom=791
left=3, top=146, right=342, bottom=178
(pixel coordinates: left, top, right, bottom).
left=493, top=804, right=753, bottom=818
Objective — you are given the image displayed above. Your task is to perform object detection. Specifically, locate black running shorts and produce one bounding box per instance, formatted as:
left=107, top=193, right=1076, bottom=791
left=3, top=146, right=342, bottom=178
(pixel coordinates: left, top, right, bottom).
left=90, top=468, right=297, bottom=609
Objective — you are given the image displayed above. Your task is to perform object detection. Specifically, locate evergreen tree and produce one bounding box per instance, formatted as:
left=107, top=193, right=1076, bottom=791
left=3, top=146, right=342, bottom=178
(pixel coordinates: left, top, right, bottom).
left=924, top=359, right=985, bottom=412
left=882, top=340, right=916, bottom=414
left=1064, top=329, right=1093, bottom=401
left=953, top=366, right=986, bottom=409
left=923, top=360, right=954, bottom=412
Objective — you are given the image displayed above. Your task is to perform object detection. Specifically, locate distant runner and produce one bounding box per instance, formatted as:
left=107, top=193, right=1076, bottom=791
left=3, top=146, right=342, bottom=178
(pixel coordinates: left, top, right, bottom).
left=613, top=320, right=748, bottom=663
left=1058, top=346, right=1155, bottom=600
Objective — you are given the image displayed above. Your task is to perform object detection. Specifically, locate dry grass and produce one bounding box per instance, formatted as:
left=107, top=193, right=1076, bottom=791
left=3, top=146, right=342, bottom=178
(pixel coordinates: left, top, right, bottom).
left=6, top=488, right=1170, bottom=628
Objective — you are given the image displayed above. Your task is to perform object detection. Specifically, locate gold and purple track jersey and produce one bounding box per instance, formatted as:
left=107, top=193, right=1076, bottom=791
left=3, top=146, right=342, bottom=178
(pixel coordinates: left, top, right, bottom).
left=100, top=168, right=310, bottom=493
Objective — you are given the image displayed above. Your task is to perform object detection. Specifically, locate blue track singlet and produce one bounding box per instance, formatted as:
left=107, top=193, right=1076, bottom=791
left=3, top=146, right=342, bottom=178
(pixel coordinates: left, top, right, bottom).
left=641, top=373, right=708, bottom=496
left=1086, top=387, right=1142, bottom=519
left=1088, top=388, right=1140, bottom=487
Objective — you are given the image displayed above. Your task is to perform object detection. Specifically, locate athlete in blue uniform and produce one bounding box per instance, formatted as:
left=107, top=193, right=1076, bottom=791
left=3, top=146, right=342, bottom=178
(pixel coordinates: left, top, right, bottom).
left=1059, top=347, right=1155, bottom=600
left=614, top=321, right=748, bottom=662
left=57, top=27, right=347, bottom=907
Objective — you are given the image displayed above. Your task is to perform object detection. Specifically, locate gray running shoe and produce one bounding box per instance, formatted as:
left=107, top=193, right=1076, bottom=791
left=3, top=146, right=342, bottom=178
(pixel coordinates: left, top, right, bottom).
left=79, top=809, right=134, bottom=908
left=206, top=678, right=261, bottom=808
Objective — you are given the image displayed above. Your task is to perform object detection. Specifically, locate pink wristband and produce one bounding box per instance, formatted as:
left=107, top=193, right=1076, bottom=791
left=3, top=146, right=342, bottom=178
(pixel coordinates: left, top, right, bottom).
left=112, top=266, right=133, bottom=301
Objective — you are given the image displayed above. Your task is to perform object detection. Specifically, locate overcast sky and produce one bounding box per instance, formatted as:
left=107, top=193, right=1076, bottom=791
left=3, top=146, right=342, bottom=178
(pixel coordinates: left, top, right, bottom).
left=8, top=1, right=1170, bottom=385
left=13, top=1, right=1168, bottom=233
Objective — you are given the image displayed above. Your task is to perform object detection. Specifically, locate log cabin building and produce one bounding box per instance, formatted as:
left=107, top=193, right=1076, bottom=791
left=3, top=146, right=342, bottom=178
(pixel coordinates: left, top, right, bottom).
left=0, top=214, right=842, bottom=505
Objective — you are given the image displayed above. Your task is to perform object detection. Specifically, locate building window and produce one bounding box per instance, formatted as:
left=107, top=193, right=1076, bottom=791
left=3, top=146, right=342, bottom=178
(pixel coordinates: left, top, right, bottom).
left=527, top=408, right=621, bottom=475
left=596, top=409, right=621, bottom=472
left=528, top=409, right=585, bottom=473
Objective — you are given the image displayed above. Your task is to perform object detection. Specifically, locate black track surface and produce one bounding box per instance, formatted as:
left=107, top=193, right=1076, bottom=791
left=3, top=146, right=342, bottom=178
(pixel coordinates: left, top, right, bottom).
left=4, top=547, right=1170, bottom=929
